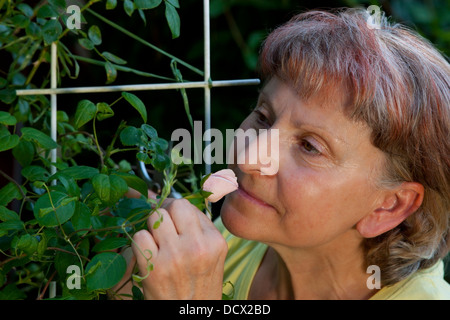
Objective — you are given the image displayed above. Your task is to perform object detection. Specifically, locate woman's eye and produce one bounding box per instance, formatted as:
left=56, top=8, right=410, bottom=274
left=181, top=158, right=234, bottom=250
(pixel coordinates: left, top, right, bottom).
left=253, top=109, right=271, bottom=127
left=300, top=139, right=321, bottom=155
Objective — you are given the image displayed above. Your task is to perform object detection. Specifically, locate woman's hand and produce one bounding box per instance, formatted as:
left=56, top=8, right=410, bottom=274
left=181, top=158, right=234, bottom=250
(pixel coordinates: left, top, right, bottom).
left=131, top=198, right=228, bottom=300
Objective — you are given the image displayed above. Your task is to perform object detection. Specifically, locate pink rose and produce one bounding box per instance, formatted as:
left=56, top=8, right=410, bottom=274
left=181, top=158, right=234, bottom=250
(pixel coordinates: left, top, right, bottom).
left=202, top=169, right=239, bottom=203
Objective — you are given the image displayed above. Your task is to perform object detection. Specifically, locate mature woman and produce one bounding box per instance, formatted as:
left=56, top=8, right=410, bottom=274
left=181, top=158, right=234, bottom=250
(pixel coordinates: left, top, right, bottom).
left=121, top=8, right=450, bottom=299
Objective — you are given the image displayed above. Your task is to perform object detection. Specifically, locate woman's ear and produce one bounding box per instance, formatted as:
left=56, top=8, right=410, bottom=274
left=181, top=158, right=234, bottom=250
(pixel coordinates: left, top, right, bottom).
left=356, top=182, right=424, bottom=238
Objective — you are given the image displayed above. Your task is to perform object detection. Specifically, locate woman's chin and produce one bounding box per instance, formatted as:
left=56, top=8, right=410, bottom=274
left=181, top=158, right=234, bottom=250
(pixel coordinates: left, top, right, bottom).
left=219, top=194, right=262, bottom=241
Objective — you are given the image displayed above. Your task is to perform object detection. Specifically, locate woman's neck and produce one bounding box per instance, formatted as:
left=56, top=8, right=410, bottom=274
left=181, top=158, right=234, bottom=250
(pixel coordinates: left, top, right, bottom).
left=249, top=232, right=379, bottom=300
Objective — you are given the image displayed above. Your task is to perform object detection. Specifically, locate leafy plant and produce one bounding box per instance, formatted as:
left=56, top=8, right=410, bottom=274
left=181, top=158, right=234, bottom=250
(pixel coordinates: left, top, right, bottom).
left=0, top=0, right=207, bottom=300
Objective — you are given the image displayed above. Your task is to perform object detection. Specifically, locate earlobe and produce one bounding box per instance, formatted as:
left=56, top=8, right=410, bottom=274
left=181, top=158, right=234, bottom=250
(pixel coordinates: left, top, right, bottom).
left=356, top=182, right=424, bottom=238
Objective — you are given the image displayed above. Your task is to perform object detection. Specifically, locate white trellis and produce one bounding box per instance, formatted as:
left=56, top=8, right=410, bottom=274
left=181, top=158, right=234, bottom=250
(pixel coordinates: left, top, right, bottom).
left=15, top=0, right=260, bottom=177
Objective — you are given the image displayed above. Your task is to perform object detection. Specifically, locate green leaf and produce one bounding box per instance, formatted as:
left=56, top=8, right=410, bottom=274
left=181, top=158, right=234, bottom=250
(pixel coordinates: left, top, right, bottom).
left=132, top=285, right=144, bottom=300
left=92, top=173, right=110, bottom=204
left=109, top=174, right=128, bottom=205
left=11, top=14, right=30, bottom=28
left=92, top=173, right=128, bottom=206
left=12, top=140, right=34, bottom=167
left=166, top=0, right=179, bottom=8
left=0, top=205, right=20, bottom=221
left=123, top=0, right=135, bottom=16
left=0, top=77, right=7, bottom=89
left=37, top=234, right=48, bottom=257
left=0, top=112, right=16, bottom=126
left=37, top=5, right=59, bottom=19
left=92, top=238, right=128, bottom=252
left=0, top=205, right=24, bottom=236
left=0, top=284, right=27, bottom=300
left=74, top=99, right=96, bottom=129
left=16, top=234, right=38, bottom=255
left=122, top=92, right=147, bottom=123
left=85, top=252, right=126, bottom=291
left=0, top=220, right=25, bottom=237
left=33, top=191, right=76, bottom=227
left=42, top=19, right=62, bottom=45
left=138, top=9, right=147, bottom=25
left=106, top=0, right=117, bottom=10
left=96, top=102, right=114, bottom=121
left=114, top=197, right=151, bottom=219
left=0, top=112, right=16, bottom=125
left=104, top=61, right=117, bottom=84
left=152, top=219, right=160, bottom=229
left=151, top=153, right=171, bottom=172
left=48, top=0, right=66, bottom=10
left=17, top=3, right=34, bottom=17
left=113, top=172, right=148, bottom=198
left=71, top=202, right=91, bottom=235
left=149, top=137, right=169, bottom=152
left=118, top=159, right=132, bottom=172
left=78, top=38, right=95, bottom=50
left=102, top=51, right=127, bottom=65
left=21, top=127, right=57, bottom=149
left=25, top=22, right=41, bottom=39
left=21, top=166, right=50, bottom=182
left=56, top=174, right=80, bottom=196
left=0, top=133, right=19, bottom=152
left=119, top=126, right=142, bottom=146
left=14, top=98, right=30, bottom=123
left=141, top=124, right=157, bottom=139
left=135, top=0, right=162, bottom=9
left=0, top=182, right=23, bottom=206
left=136, top=152, right=151, bottom=165
left=165, top=1, right=180, bottom=39
left=88, top=25, right=102, bottom=46
left=57, top=110, right=69, bottom=122
left=0, top=89, right=16, bottom=104
left=51, top=166, right=99, bottom=180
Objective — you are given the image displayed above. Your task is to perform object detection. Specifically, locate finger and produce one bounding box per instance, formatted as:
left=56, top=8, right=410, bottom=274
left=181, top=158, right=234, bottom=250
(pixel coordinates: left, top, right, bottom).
left=132, top=230, right=158, bottom=274
left=162, top=198, right=203, bottom=235
left=125, top=188, right=158, bottom=200
left=147, top=207, right=178, bottom=246
left=197, top=209, right=222, bottom=235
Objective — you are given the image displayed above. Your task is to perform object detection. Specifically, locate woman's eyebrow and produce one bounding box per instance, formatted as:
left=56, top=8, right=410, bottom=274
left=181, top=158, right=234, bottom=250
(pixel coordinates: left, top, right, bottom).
left=258, top=88, right=349, bottom=147
left=292, top=117, right=350, bottom=147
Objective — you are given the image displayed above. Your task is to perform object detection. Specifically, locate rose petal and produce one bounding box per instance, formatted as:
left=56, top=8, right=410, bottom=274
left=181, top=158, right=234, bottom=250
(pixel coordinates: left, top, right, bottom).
left=202, top=169, right=238, bottom=202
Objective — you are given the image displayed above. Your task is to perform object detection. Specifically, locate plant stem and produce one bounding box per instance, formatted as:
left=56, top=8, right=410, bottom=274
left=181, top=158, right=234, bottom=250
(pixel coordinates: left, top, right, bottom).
left=24, top=46, right=47, bottom=86
left=103, top=119, right=126, bottom=166
left=92, top=116, right=105, bottom=168
left=86, top=8, right=204, bottom=77
left=43, top=184, right=86, bottom=277
left=73, top=55, right=175, bottom=81
left=47, top=247, right=90, bottom=262
left=37, top=270, right=56, bottom=300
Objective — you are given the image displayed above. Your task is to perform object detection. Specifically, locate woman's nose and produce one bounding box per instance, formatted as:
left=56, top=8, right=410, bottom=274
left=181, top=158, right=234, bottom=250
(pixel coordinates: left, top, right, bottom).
left=235, top=128, right=280, bottom=176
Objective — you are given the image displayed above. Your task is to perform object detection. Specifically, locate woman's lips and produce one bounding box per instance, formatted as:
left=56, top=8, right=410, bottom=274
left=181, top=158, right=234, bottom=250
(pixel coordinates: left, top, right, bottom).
left=237, top=186, right=273, bottom=208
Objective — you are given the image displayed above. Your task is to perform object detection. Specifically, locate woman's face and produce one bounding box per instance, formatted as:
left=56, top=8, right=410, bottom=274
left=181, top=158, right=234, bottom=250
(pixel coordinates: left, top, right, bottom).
left=221, top=77, right=388, bottom=248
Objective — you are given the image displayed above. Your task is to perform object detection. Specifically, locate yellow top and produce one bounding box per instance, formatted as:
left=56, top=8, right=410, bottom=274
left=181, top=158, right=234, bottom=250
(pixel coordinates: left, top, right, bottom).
left=215, top=217, right=450, bottom=300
